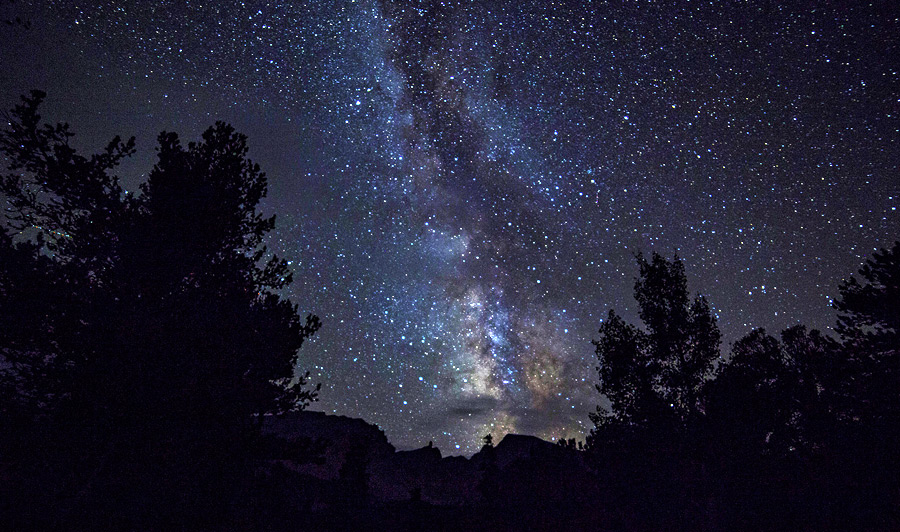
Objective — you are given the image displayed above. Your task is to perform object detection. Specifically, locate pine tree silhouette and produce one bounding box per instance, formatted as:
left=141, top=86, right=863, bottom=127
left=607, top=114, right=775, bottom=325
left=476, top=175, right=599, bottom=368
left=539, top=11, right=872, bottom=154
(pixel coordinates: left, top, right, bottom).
left=0, top=91, right=320, bottom=530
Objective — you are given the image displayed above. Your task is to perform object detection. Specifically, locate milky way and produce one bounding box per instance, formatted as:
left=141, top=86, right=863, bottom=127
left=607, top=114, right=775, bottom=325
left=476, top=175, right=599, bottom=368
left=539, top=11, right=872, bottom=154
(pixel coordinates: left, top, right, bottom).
left=1, top=0, right=897, bottom=453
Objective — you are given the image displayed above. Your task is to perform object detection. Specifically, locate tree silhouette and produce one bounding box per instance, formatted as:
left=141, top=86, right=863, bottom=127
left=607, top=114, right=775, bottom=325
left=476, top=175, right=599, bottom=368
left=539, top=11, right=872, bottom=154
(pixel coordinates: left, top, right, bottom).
left=833, top=241, right=900, bottom=428
left=634, top=253, right=721, bottom=419
left=581, top=247, right=900, bottom=529
left=702, top=328, right=809, bottom=457
left=478, top=433, right=500, bottom=507
left=830, top=241, right=900, bottom=527
left=0, top=91, right=320, bottom=529
left=835, top=241, right=900, bottom=349
left=589, top=253, right=721, bottom=433
left=589, top=309, right=655, bottom=428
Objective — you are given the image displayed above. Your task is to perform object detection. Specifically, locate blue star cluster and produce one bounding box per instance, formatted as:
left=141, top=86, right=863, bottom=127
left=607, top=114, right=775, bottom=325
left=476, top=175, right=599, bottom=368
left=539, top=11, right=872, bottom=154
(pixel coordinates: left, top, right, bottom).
left=1, top=0, right=897, bottom=453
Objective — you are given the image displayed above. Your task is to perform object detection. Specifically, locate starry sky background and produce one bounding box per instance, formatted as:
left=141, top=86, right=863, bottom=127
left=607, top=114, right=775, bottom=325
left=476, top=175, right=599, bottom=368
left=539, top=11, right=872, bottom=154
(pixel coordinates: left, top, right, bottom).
left=1, top=0, right=897, bottom=454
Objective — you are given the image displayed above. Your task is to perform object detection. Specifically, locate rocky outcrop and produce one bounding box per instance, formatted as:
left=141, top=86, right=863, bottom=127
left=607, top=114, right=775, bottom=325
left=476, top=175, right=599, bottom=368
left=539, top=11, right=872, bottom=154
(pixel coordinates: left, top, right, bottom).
left=262, top=410, right=394, bottom=479
left=261, top=411, right=597, bottom=508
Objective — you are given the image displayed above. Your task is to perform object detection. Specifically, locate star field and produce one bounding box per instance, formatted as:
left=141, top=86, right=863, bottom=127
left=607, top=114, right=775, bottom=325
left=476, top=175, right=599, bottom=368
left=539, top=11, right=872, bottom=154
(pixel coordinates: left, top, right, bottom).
left=1, top=0, right=897, bottom=454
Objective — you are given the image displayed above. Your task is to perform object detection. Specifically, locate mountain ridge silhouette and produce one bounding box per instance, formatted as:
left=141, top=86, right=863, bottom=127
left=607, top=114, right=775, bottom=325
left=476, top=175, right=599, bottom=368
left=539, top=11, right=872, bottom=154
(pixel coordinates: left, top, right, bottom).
left=261, top=410, right=596, bottom=507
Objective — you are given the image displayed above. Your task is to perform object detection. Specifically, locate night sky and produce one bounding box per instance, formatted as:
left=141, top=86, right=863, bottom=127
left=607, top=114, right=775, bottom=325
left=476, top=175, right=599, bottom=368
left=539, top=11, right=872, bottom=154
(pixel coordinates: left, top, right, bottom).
left=1, top=1, right=897, bottom=454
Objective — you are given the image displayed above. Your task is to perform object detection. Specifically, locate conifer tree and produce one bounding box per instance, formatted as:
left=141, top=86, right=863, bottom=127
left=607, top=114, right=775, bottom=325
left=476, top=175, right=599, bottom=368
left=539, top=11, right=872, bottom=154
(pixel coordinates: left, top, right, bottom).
left=0, top=91, right=320, bottom=529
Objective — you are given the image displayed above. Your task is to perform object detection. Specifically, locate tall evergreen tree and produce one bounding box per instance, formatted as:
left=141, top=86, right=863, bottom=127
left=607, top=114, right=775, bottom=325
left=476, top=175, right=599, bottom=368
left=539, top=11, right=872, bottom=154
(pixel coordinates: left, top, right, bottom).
left=833, top=241, right=900, bottom=427
left=835, top=241, right=900, bottom=351
left=0, top=91, right=320, bottom=529
left=832, top=241, right=900, bottom=491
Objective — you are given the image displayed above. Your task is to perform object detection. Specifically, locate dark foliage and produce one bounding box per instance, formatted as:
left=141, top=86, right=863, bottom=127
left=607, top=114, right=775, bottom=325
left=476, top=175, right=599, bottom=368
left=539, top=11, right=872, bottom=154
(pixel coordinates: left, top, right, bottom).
left=477, top=433, right=499, bottom=506
left=585, top=248, right=900, bottom=530
left=2, top=91, right=898, bottom=531
left=834, top=241, right=900, bottom=428
left=0, top=91, right=320, bottom=530
left=589, top=253, right=720, bottom=431
left=835, top=242, right=900, bottom=347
